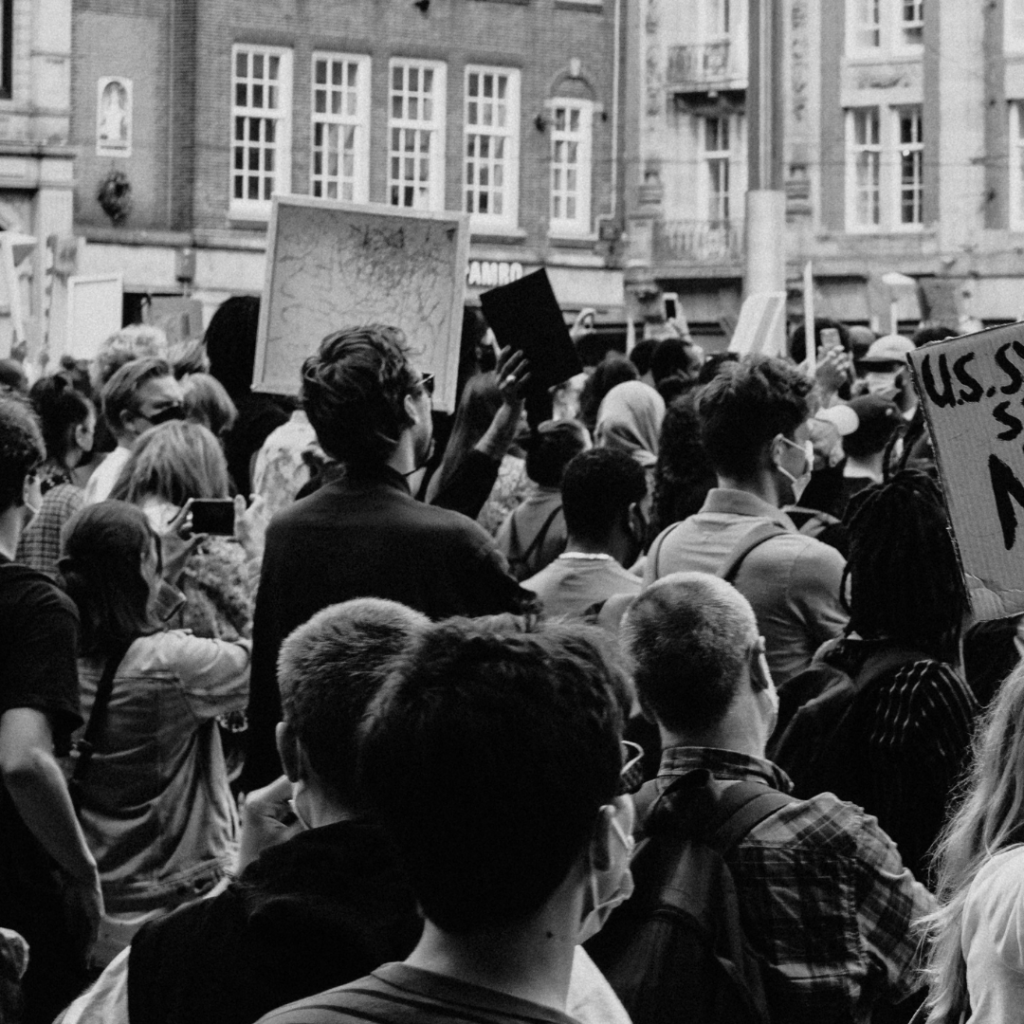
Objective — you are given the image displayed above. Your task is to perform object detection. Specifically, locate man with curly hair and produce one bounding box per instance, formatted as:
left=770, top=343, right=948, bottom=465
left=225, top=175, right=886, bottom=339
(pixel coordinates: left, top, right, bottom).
left=243, top=325, right=527, bottom=790
left=644, top=356, right=847, bottom=686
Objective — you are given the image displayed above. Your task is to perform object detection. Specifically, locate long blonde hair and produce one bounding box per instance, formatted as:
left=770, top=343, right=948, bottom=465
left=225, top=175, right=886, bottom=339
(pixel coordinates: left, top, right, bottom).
left=923, top=662, right=1024, bottom=1021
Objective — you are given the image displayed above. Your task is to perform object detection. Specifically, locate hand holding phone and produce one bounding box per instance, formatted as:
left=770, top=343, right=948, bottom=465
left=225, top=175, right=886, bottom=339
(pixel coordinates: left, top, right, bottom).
left=186, top=498, right=236, bottom=536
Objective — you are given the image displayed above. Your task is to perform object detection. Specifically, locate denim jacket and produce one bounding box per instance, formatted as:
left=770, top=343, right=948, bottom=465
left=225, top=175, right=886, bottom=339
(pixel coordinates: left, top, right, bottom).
left=76, top=630, right=250, bottom=913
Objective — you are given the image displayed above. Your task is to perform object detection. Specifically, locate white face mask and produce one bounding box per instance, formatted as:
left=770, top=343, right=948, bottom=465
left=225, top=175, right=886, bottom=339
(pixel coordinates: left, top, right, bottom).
left=578, top=813, right=635, bottom=944
left=775, top=436, right=814, bottom=503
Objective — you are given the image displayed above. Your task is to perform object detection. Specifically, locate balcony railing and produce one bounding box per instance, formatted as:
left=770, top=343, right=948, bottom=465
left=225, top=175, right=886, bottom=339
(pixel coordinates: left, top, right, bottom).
left=656, top=219, right=744, bottom=263
left=666, top=41, right=747, bottom=94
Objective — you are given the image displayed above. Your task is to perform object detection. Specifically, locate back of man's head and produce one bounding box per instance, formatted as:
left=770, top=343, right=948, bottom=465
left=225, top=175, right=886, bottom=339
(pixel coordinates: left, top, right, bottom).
left=650, top=338, right=700, bottom=385
left=524, top=419, right=590, bottom=488
left=301, top=325, right=417, bottom=467
left=697, top=356, right=813, bottom=480
left=624, top=572, right=758, bottom=735
left=359, top=618, right=627, bottom=934
left=277, top=598, right=429, bottom=808
left=561, top=448, right=647, bottom=546
left=102, top=357, right=174, bottom=438
left=0, top=396, right=44, bottom=514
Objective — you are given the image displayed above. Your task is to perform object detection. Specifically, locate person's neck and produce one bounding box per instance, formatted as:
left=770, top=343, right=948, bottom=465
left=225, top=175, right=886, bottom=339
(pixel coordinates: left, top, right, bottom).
left=385, top=432, right=417, bottom=478
left=406, top=901, right=579, bottom=1013
left=843, top=454, right=882, bottom=481
left=0, top=507, right=23, bottom=560
left=658, top=704, right=767, bottom=762
left=716, top=471, right=781, bottom=509
left=564, top=535, right=615, bottom=559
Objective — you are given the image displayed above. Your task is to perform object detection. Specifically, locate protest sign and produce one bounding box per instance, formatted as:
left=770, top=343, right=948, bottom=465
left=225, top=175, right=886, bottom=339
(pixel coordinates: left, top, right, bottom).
left=253, top=196, right=468, bottom=412
left=728, top=291, right=786, bottom=356
left=909, top=322, right=1024, bottom=619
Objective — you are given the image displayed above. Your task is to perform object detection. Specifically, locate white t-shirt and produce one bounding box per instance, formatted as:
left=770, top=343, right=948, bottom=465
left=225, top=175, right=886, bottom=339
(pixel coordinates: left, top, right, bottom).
left=962, top=844, right=1024, bottom=1023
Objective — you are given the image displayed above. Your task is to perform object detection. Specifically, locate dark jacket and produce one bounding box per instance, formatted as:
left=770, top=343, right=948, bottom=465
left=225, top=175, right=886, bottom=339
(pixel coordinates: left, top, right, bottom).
left=127, top=820, right=422, bottom=1024
left=242, top=465, right=527, bottom=789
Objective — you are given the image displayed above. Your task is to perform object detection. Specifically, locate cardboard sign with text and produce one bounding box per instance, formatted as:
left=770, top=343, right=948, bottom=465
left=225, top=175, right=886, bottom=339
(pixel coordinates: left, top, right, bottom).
left=909, top=322, right=1024, bottom=619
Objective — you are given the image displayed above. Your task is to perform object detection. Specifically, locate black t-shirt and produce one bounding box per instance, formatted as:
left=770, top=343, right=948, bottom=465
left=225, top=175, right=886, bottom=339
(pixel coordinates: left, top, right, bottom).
left=0, top=554, right=82, bottom=923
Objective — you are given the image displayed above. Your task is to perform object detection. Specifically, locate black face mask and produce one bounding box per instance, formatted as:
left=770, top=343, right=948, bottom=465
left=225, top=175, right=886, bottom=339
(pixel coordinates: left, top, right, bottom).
left=143, top=405, right=186, bottom=426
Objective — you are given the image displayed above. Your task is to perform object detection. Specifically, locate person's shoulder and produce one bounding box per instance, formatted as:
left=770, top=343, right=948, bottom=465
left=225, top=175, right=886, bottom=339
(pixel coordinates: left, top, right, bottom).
left=255, top=975, right=386, bottom=1024
left=0, top=560, right=77, bottom=618
left=746, top=788, right=877, bottom=858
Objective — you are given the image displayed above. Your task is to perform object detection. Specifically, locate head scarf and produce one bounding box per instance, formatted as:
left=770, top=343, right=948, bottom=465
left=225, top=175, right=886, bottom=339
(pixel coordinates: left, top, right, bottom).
left=594, top=381, right=666, bottom=469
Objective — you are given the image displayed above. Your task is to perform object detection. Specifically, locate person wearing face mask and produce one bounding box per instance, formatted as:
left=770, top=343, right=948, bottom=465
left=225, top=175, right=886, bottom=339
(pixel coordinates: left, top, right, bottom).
left=83, top=357, right=185, bottom=505
left=254, top=617, right=635, bottom=1024
left=588, top=571, right=933, bottom=1024
left=57, top=500, right=249, bottom=970
left=854, top=334, right=918, bottom=420
left=644, top=356, right=848, bottom=688
left=57, top=602, right=631, bottom=1024
left=0, top=396, right=103, bottom=1024
left=522, top=448, right=647, bottom=635
left=16, top=372, right=98, bottom=578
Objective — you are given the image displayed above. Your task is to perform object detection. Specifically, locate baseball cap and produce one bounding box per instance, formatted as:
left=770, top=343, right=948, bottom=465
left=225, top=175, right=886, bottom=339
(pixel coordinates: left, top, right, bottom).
left=858, top=334, right=915, bottom=367
left=845, top=395, right=903, bottom=456
left=814, top=403, right=859, bottom=437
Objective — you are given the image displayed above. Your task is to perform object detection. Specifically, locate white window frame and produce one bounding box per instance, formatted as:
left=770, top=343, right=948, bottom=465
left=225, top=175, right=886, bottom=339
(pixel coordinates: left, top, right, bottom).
left=464, top=65, right=521, bottom=233
left=310, top=52, right=371, bottom=204
left=847, top=0, right=881, bottom=53
left=846, top=0, right=923, bottom=56
left=548, top=98, right=594, bottom=237
left=1010, top=102, right=1024, bottom=230
left=895, top=105, right=923, bottom=230
left=700, top=115, right=732, bottom=225
left=230, top=44, right=293, bottom=220
left=898, top=0, right=924, bottom=48
left=845, top=105, right=925, bottom=232
left=846, top=106, right=881, bottom=231
left=1009, top=0, right=1024, bottom=52
left=387, top=58, right=447, bottom=211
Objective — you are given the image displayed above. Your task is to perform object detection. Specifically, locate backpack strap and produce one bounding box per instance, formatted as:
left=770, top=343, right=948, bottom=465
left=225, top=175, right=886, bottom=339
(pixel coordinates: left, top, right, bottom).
left=519, top=504, right=563, bottom=567
left=719, top=522, right=790, bottom=584
left=70, top=640, right=133, bottom=807
left=703, top=781, right=797, bottom=853
left=646, top=522, right=682, bottom=580
left=638, top=769, right=795, bottom=850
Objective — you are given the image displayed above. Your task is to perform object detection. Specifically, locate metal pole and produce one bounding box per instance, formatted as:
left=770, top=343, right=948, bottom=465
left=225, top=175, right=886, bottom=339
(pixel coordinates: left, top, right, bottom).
left=745, top=0, right=787, bottom=352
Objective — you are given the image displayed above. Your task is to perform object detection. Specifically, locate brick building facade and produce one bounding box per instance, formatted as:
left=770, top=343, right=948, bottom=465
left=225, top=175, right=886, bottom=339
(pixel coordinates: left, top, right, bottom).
left=0, top=0, right=74, bottom=357
left=70, top=0, right=627, bottom=334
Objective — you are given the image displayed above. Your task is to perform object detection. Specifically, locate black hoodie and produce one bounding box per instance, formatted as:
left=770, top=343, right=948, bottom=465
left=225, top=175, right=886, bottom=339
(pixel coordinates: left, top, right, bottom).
left=127, top=819, right=423, bottom=1024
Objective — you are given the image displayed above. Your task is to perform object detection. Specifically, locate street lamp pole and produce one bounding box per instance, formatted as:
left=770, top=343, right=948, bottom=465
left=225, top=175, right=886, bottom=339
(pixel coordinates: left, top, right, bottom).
left=745, top=0, right=787, bottom=353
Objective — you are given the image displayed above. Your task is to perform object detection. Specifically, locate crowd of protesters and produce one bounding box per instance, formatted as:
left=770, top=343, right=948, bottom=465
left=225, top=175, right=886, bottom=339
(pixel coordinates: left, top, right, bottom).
left=0, top=300, right=1018, bottom=1024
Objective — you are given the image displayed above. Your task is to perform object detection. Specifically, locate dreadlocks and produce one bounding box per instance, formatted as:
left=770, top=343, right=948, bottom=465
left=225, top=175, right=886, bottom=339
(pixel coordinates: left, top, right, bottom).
left=842, top=467, right=967, bottom=663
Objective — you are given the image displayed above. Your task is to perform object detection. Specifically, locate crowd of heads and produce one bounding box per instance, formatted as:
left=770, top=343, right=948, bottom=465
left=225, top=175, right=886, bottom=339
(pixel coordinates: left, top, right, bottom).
left=1, top=294, right=1014, bottom=1024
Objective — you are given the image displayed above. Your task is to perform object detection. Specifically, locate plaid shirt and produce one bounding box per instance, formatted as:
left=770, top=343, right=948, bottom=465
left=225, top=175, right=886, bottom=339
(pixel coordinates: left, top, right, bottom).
left=655, top=746, right=934, bottom=1024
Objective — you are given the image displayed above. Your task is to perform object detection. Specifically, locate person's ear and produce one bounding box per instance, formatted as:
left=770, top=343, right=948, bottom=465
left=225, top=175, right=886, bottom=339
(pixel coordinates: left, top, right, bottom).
left=590, top=796, right=634, bottom=871
left=276, top=721, right=303, bottom=783
left=403, top=390, right=422, bottom=426
left=748, top=636, right=769, bottom=691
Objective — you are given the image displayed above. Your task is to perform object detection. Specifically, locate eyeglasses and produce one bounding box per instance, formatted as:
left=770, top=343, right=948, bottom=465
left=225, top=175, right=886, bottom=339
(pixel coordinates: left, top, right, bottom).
left=415, top=373, right=435, bottom=398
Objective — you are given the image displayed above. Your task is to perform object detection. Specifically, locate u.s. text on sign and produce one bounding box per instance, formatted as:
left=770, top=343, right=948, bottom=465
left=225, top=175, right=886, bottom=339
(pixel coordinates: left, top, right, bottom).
left=909, top=322, right=1024, bottom=619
